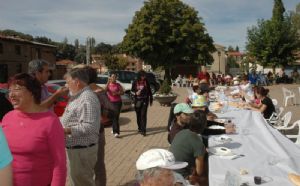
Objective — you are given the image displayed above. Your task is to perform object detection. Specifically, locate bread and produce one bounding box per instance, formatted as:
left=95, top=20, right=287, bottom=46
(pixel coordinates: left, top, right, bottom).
left=288, top=173, right=300, bottom=186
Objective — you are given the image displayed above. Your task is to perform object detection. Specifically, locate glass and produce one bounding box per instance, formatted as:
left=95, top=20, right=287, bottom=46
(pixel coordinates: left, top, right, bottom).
left=254, top=176, right=261, bottom=184
left=224, top=171, right=241, bottom=186
left=268, top=156, right=281, bottom=166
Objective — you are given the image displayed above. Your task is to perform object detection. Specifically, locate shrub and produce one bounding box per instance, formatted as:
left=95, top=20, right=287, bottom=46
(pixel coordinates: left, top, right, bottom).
left=158, top=79, right=172, bottom=95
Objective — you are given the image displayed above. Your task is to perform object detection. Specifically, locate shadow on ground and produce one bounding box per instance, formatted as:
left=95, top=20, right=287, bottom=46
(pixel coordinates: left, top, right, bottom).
left=120, top=180, right=137, bottom=186
left=119, top=126, right=167, bottom=138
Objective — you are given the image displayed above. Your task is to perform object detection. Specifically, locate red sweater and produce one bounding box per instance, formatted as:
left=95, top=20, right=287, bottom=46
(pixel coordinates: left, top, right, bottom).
left=1, top=110, right=66, bottom=186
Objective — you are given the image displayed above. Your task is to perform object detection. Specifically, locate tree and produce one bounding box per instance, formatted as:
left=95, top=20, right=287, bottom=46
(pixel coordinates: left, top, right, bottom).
left=74, top=45, right=86, bottom=63
left=272, top=0, right=285, bottom=22
left=103, top=54, right=128, bottom=70
left=227, top=46, right=234, bottom=52
left=246, top=0, right=300, bottom=72
left=34, top=36, right=53, bottom=44
left=235, top=46, right=239, bottom=52
left=0, top=29, right=34, bottom=41
left=95, top=42, right=113, bottom=54
left=121, top=0, right=215, bottom=80
left=74, top=39, right=79, bottom=50
left=56, top=38, right=76, bottom=60
left=291, top=3, right=300, bottom=34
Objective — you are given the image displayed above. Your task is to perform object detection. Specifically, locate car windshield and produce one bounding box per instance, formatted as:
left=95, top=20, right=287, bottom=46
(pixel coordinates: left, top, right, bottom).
left=110, top=71, right=137, bottom=84
left=96, top=76, right=108, bottom=84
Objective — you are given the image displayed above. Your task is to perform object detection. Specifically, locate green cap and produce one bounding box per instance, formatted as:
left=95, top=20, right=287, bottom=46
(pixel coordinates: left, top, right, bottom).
left=174, top=103, right=194, bottom=114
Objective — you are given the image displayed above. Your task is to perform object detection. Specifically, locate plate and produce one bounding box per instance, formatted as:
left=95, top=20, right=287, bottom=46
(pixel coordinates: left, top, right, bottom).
left=208, top=147, right=235, bottom=156
left=213, top=135, right=232, bottom=143
left=208, top=125, right=225, bottom=130
left=214, top=119, right=226, bottom=123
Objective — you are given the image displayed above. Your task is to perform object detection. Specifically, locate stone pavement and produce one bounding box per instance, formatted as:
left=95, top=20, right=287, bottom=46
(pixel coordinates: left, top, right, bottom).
left=103, top=84, right=300, bottom=186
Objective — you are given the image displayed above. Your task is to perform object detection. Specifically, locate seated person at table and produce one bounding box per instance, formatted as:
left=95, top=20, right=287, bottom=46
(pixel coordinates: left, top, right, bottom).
left=168, top=103, right=194, bottom=144
left=247, top=86, right=275, bottom=119
left=239, top=75, right=254, bottom=101
left=170, top=110, right=208, bottom=186
left=136, top=148, right=189, bottom=186
left=190, top=95, right=235, bottom=146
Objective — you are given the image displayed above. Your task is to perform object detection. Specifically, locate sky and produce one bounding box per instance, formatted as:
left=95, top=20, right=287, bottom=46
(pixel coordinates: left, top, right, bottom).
left=0, top=0, right=299, bottom=51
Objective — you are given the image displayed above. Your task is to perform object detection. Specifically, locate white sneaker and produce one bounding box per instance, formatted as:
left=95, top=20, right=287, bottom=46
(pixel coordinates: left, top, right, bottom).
left=114, top=133, right=120, bottom=138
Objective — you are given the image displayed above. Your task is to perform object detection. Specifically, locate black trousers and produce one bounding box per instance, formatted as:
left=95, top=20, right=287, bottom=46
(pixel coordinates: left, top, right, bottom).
left=111, top=101, right=122, bottom=134
left=135, top=100, right=149, bottom=133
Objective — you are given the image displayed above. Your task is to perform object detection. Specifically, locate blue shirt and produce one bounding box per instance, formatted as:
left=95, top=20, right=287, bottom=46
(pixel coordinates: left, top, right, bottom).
left=0, top=127, right=13, bottom=169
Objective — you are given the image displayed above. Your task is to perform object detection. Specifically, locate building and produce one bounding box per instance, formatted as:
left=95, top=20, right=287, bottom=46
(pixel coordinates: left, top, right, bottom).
left=121, top=54, right=143, bottom=71
left=91, top=54, right=109, bottom=73
left=208, top=44, right=226, bottom=74
left=91, top=54, right=143, bottom=73
left=0, top=35, right=56, bottom=82
left=170, top=43, right=227, bottom=79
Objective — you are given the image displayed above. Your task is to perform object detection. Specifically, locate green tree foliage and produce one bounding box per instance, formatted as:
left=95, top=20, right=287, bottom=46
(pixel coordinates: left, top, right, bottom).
left=74, top=39, right=79, bottom=50
left=56, top=38, right=76, bottom=60
left=34, top=36, right=53, bottom=44
left=291, top=3, right=300, bottom=35
left=121, top=0, right=215, bottom=80
left=95, top=42, right=113, bottom=54
left=272, top=0, right=285, bottom=22
left=103, top=54, right=128, bottom=70
left=246, top=0, right=300, bottom=72
left=0, top=29, right=34, bottom=41
left=227, top=46, right=234, bottom=52
left=74, top=45, right=86, bottom=63
left=158, top=79, right=171, bottom=94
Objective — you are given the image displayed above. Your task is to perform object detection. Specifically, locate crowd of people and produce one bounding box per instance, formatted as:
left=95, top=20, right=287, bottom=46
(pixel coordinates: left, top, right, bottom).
left=1, top=59, right=300, bottom=186
left=0, top=57, right=157, bottom=186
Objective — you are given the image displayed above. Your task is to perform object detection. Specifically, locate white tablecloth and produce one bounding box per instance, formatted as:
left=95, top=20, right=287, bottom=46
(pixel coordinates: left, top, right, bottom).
left=208, top=110, right=300, bottom=186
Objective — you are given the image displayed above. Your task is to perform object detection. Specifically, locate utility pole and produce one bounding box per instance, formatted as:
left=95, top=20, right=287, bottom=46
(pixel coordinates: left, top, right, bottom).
left=218, top=51, right=221, bottom=74
left=86, top=37, right=91, bottom=65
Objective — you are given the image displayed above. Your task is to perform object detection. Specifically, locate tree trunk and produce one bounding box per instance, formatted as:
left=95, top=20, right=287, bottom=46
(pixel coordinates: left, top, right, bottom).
left=272, top=65, right=276, bottom=74
left=164, top=67, right=171, bottom=84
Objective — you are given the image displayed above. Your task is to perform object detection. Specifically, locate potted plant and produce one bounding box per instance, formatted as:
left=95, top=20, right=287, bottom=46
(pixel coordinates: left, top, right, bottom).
left=153, top=79, right=177, bottom=106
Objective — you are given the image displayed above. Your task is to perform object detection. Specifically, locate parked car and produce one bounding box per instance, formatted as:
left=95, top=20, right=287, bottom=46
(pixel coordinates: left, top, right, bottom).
left=46, top=80, right=132, bottom=126
left=45, top=83, right=68, bottom=117
left=96, top=74, right=132, bottom=91
left=106, top=70, right=160, bottom=94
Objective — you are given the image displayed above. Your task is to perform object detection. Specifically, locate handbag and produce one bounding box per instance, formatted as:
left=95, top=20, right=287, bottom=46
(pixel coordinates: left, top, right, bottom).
left=135, top=100, right=143, bottom=108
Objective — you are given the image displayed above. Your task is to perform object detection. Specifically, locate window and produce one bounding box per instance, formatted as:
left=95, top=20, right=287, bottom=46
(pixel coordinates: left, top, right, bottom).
left=15, top=45, right=21, bottom=55
left=37, top=48, right=41, bottom=58
left=0, top=43, right=3, bottom=54
left=16, top=64, right=22, bottom=73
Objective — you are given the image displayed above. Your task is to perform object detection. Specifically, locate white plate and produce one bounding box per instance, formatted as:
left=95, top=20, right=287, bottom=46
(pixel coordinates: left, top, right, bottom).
left=213, top=135, right=232, bottom=143
left=208, top=147, right=235, bottom=156
left=208, top=125, right=225, bottom=130
left=214, top=119, right=226, bottom=123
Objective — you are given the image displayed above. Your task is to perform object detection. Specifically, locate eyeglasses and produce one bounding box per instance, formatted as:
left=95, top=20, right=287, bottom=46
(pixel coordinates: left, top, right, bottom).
left=8, top=87, right=25, bottom=93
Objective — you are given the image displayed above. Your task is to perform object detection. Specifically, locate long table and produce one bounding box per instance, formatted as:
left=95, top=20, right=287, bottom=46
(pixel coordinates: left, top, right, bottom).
left=208, top=109, right=300, bottom=186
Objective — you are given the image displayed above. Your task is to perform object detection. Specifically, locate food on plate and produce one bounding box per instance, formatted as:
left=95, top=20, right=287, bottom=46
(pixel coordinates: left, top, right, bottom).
left=239, top=168, right=248, bottom=175
left=288, top=173, right=300, bottom=186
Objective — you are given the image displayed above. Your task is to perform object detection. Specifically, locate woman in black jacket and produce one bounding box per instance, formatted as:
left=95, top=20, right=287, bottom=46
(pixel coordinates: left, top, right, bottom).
left=131, top=70, right=153, bottom=136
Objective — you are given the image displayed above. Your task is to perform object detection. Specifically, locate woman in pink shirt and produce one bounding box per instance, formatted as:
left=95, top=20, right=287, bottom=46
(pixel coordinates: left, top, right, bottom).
left=1, top=73, right=66, bottom=186
left=106, top=73, right=124, bottom=138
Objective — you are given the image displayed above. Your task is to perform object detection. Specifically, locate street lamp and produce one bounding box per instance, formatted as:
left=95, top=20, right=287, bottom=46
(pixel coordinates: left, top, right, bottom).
left=217, top=51, right=221, bottom=74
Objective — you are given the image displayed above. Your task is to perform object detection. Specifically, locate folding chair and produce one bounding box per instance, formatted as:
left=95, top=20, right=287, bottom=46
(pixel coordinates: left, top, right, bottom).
left=274, top=111, right=292, bottom=129
left=286, top=121, right=300, bottom=145
left=282, top=87, right=296, bottom=106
